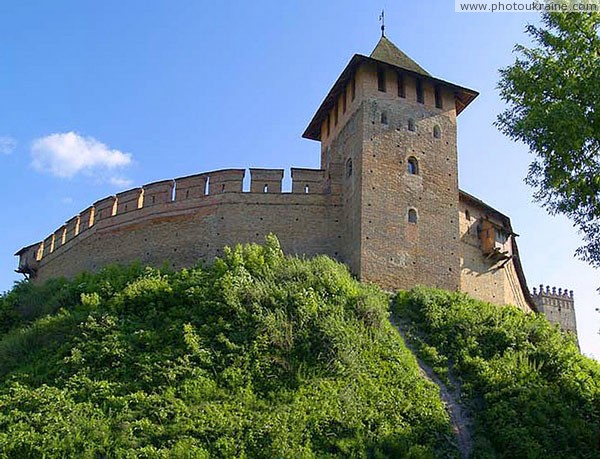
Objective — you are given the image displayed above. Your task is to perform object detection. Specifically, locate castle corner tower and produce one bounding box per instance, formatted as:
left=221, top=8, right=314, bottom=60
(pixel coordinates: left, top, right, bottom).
left=303, top=36, right=478, bottom=291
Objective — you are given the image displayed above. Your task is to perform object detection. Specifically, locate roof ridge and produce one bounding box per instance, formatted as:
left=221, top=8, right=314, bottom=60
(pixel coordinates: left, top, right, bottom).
left=370, top=36, right=430, bottom=76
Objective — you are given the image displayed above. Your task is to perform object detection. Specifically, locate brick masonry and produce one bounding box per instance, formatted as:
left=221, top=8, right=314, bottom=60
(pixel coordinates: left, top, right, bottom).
left=15, top=37, right=577, bottom=338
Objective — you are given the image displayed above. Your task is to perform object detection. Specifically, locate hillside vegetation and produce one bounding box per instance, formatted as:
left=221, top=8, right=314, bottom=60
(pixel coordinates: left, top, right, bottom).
left=394, top=288, right=600, bottom=458
left=1, top=237, right=599, bottom=458
left=0, top=236, right=456, bottom=458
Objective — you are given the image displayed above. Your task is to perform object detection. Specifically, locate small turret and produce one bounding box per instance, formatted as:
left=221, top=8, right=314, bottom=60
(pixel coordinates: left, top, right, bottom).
left=531, top=284, right=578, bottom=341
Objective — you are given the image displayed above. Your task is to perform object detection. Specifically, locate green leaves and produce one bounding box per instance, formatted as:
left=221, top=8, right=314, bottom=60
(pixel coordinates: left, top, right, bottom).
left=0, top=238, right=456, bottom=458
left=497, top=12, right=600, bottom=268
left=394, top=287, right=600, bottom=458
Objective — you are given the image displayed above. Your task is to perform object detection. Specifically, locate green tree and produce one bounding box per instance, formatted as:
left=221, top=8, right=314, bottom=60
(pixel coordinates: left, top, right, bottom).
left=496, top=12, right=600, bottom=268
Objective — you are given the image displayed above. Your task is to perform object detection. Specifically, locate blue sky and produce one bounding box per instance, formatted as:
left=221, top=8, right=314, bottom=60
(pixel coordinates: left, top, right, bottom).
left=0, top=1, right=598, bottom=359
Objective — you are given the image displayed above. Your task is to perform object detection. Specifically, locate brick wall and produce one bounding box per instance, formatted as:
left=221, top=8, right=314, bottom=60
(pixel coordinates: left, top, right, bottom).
left=325, top=61, right=461, bottom=291
left=18, top=58, right=537, bottom=319
left=458, top=197, right=530, bottom=310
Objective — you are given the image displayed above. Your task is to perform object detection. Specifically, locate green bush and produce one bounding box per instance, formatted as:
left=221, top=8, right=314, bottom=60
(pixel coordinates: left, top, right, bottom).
left=0, top=237, right=456, bottom=458
left=393, top=287, right=600, bottom=459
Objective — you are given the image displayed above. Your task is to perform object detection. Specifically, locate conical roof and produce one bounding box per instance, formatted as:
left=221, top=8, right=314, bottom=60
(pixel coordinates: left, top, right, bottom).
left=370, top=36, right=430, bottom=76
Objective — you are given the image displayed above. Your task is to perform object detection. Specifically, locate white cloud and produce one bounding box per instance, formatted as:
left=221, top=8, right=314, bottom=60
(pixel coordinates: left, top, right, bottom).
left=31, top=132, right=132, bottom=179
left=0, top=136, right=16, bottom=154
left=109, top=176, right=133, bottom=188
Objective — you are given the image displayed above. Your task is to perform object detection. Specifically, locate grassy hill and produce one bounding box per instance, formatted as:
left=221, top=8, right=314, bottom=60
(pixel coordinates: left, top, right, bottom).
left=0, top=236, right=598, bottom=458
left=394, top=288, right=600, bottom=458
left=0, top=236, right=456, bottom=458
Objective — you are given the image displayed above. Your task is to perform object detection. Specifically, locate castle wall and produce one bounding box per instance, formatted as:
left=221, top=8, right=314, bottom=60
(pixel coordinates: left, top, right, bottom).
left=25, top=169, right=343, bottom=283
left=458, top=197, right=531, bottom=311
left=15, top=41, right=549, bottom=326
left=321, top=98, right=365, bottom=276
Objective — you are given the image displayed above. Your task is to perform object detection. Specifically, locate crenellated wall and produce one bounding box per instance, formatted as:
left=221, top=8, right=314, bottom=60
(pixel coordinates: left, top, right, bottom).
left=17, top=167, right=341, bottom=282
left=532, top=285, right=578, bottom=338
left=15, top=38, right=555, bottom=336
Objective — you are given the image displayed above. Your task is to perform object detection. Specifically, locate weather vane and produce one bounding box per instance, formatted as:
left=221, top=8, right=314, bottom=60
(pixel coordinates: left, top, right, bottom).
left=379, top=10, right=385, bottom=37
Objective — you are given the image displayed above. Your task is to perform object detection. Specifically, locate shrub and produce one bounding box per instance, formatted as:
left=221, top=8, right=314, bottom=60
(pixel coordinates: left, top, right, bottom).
left=0, top=237, right=457, bottom=458
left=394, top=287, right=600, bottom=458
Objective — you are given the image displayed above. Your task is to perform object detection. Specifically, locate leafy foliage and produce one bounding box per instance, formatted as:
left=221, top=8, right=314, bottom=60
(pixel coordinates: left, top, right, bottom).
left=0, top=236, right=456, bottom=458
left=496, top=12, right=600, bottom=268
left=394, top=287, right=600, bottom=458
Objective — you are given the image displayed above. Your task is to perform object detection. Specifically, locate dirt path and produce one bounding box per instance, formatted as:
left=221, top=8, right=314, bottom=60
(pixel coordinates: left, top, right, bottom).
left=390, top=315, right=473, bottom=459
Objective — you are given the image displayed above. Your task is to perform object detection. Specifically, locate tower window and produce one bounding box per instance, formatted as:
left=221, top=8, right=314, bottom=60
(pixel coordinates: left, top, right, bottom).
left=346, top=158, right=353, bottom=177
left=334, top=103, right=338, bottom=126
left=407, top=157, right=419, bottom=175
left=377, top=67, right=386, bottom=92
left=397, top=72, right=405, bottom=98
left=435, top=86, right=443, bottom=109
left=433, top=125, right=441, bottom=139
left=416, top=79, right=424, bottom=104
left=351, top=77, right=356, bottom=101
left=263, top=184, right=269, bottom=193
left=304, top=184, right=310, bottom=193
left=381, top=111, right=388, bottom=125
left=408, top=118, right=416, bottom=132
left=408, top=209, right=418, bottom=224
left=495, top=228, right=508, bottom=244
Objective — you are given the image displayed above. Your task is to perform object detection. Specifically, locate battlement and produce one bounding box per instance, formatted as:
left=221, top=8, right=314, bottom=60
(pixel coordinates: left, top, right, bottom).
left=14, top=34, right=563, bottom=341
left=15, top=166, right=329, bottom=273
left=531, top=284, right=574, bottom=308
left=531, top=284, right=577, bottom=338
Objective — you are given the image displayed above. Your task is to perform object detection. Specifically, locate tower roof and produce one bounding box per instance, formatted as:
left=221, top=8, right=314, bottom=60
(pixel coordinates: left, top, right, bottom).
left=302, top=37, right=479, bottom=141
left=369, top=36, right=430, bottom=76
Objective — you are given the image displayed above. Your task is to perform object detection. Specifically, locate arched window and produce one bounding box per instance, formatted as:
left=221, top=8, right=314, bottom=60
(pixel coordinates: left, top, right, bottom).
left=381, top=111, right=388, bottom=125
left=408, top=118, right=416, bottom=132
left=263, top=184, right=269, bottom=193
left=408, top=209, right=418, bottom=224
left=407, top=157, right=419, bottom=175
left=346, top=158, right=353, bottom=177
left=304, top=184, right=310, bottom=194
left=433, top=125, right=441, bottom=139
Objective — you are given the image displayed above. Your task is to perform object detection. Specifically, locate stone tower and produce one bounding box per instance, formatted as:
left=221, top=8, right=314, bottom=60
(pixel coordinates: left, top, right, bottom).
left=532, top=285, right=578, bottom=340
left=303, top=36, right=478, bottom=290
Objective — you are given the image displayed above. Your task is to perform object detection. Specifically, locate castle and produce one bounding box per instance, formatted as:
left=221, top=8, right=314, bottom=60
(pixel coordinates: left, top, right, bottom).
left=15, top=36, right=578, bottom=338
